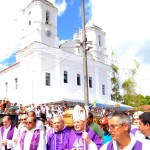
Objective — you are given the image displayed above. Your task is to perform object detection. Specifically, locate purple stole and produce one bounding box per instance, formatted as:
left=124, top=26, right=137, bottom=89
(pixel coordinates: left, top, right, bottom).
left=47, top=127, right=70, bottom=150
left=20, top=129, right=40, bottom=150
left=47, top=128, right=54, bottom=142
left=107, top=140, right=142, bottom=150
left=1, top=125, right=15, bottom=150
left=130, top=128, right=138, bottom=136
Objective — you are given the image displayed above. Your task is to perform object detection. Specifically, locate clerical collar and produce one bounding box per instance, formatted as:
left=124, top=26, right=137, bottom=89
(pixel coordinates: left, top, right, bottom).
left=145, top=136, right=150, bottom=140
left=4, top=125, right=11, bottom=130
left=54, top=126, right=66, bottom=133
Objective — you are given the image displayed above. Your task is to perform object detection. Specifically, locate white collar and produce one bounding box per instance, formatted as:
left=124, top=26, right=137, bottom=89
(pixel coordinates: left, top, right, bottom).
left=113, top=134, right=136, bottom=150
left=25, top=126, right=38, bottom=132
left=4, top=125, right=11, bottom=131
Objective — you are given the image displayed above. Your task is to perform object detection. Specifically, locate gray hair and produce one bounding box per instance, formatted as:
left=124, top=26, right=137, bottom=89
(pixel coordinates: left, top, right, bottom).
left=52, top=115, right=64, bottom=122
left=108, top=111, right=131, bottom=132
left=21, top=114, right=28, bottom=119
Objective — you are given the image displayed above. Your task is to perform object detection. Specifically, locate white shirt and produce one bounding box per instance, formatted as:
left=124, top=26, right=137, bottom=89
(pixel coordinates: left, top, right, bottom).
left=35, top=109, right=41, bottom=118
left=41, top=106, right=46, bottom=114
left=36, top=120, right=45, bottom=132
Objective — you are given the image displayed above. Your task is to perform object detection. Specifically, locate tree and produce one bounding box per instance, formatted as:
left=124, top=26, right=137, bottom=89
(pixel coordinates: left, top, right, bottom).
left=110, top=51, right=122, bottom=102
left=122, top=60, right=140, bottom=106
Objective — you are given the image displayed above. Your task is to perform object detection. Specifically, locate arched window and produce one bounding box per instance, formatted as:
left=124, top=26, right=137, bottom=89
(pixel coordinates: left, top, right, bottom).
left=28, top=11, right=31, bottom=25
left=77, top=74, right=81, bottom=86
left=15, top=78, right=18, bottom=89
left=64, top=71, right=68, bottom=83
left=29, top=20, right=31, bottom=25
left=46, top=11, right=50, bottom=24
left=45, top=73, right=51, bottom=86
left=98, top=35, right=101, bottom=46
left=5, top=82, right=8, bottom=93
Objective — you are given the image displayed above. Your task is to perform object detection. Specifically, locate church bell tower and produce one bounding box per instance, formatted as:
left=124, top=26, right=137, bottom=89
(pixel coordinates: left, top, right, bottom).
left=20, top=0, right=59, bottom=49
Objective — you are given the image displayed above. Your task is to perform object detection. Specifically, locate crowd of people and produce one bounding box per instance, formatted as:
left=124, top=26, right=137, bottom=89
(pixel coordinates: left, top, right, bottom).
left=0, top=99, right=149, bottom=150
left=0, top=100, right=65, bottom=117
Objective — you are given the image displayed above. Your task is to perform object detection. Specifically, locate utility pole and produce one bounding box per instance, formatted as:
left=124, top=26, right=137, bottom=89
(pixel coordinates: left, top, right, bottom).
left=81, top=0, right=89, bottom=110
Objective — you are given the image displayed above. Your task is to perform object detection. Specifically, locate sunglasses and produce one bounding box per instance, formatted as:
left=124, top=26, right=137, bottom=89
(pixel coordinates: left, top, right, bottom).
left=21, top=119, right=27, bottom=121
left=26, top=121, right=33, bottom=124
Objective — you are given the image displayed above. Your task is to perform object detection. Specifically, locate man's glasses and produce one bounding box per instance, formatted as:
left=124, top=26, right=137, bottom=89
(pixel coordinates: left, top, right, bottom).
left=108, top=124, right=123, bottom=130
left=26, top=121, right=33, bottom=124
left=21, top=118, right=26, bottom=121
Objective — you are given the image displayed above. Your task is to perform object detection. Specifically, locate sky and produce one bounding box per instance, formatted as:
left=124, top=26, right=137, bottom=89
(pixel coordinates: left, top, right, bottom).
left=0, top=0, right=150, bottom=96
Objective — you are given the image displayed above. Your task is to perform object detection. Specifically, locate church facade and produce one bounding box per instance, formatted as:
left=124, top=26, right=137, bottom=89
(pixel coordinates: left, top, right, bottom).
left=0, top=0, right=111, bottom=105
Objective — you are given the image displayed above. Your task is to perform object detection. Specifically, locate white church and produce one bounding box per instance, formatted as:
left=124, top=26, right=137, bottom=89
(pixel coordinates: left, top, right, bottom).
left=0, top=0, right=111, bottom=105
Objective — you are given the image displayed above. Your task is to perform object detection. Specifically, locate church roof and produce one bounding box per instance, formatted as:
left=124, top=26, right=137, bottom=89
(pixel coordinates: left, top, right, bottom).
left=0, top=62, right=20, bottom=74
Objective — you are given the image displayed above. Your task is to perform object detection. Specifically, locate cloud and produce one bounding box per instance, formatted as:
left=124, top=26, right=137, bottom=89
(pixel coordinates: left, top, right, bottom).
left=0, top=0, right=67, bottom=63
left=89, top=0, right=150, bottom=95
left=0, top=0, right=21, bottom=61
left=89, top=0, right=150, bottom=47
left=51, top=0, right=67, bottom=16
left=135, top=40, right=150, bottom=64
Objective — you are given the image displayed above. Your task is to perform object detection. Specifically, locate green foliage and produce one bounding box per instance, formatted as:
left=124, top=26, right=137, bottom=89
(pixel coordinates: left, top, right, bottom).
left=122, top=78, right=136, bottom=95
left=122, top=60, right=140, bottom=106
left=110, top=63, right=122, bottom=102
left=109, top=53, right=150, bottom=107
left=141, top=96, right=150, bottom=105
left=123, top=94, right=150, bottom=107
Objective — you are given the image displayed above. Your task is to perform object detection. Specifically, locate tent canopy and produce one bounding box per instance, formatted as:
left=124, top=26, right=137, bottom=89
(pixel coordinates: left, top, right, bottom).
left=48, top=98, right=133, bottom=111
left=91, top=99, right=133, bottom=111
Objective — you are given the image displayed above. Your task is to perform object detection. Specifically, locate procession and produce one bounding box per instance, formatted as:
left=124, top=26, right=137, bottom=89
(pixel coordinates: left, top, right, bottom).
left=0, top=0, right=150, bottom=150
left=0, top=100, right=150, bottom=150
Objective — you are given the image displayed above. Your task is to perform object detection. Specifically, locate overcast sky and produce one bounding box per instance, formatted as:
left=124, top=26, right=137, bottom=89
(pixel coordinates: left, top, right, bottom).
left=0, top=0, right=150, bottom=95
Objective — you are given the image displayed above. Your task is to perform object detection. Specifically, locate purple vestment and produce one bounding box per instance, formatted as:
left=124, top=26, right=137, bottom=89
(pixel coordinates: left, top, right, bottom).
left=20, top=129, right=40, bottom=150
left=63, top=126, right=103, bottom=150
left=106, top=140, right=142, bottom=150
left=1, top=125, right=15, bottom=150
left=47, top=126, right=70, bottom=150
left=130, top=128, right=138, bottom=136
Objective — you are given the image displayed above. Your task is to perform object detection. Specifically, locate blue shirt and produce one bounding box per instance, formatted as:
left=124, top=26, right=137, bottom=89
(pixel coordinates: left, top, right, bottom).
left=102, top=131, right=112, bottom=144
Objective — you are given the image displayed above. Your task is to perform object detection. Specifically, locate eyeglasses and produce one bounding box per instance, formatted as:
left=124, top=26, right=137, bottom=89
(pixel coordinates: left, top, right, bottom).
left=21, top=119, right=26, bottom=121
left=26, top=121, right=33, bottom=124
left=108, top=124, right=123, bottom=130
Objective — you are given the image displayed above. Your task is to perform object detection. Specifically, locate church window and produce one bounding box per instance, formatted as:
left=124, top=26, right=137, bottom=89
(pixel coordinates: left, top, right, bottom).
left=46, top=11, right=50, bottom=24
left=15, top=78, right=18, bottom=90
left=77, top=74, right=81, bottom=86
left=89, top=77, right=92, bottom=88
left=29, top=20, right=31, bottom=25
left=102, top=85, right=105, bottom=95
left=45, top=73, right=50, bottom=86
left=64, top=71, right=68, bottom=83
left=28, top=11, right=31, bottom=16
left=5, top=82, right=8, bottom=93
left=98, top=35, right=101, bottom=46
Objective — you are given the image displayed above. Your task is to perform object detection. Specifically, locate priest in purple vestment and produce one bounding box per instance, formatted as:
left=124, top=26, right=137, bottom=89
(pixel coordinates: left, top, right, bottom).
left=15, top=116, right=46, bottom=150
left=0, top=115, right=18, bottom=150
left=47, top=115, right=70, bottom=150
left=100, top=111, right=150, bottom=150
left=63, top=105, right=103, bottom=150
